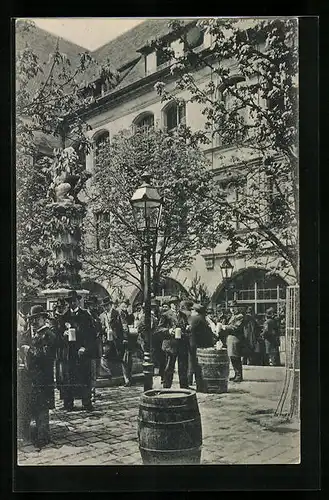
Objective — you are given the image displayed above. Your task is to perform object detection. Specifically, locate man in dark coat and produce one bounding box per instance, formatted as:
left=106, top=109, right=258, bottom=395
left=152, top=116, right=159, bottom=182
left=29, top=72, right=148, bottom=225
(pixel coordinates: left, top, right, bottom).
left=137, top=299, right=164, bottom=381
left=242, top=306, right=260, bottom=365
left=57, top=290, right=98, bottom=411
left=18, top=305, right=56, bottom=447
left=186, top=302, right=214, bottom=388
left=118, top=301, right=135, bottom=386
left=262, top=307, right=281, bottom=366
left=158, top=296, right=189, bottom=389
left=85, top=295, right=102, bottom=401
left=217, top=300, right=245, bottom=382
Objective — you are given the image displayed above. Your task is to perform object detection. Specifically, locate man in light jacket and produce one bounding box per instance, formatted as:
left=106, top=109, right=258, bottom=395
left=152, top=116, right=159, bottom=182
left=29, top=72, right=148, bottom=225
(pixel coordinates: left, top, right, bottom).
left=217, top=300, right=245, bottom=382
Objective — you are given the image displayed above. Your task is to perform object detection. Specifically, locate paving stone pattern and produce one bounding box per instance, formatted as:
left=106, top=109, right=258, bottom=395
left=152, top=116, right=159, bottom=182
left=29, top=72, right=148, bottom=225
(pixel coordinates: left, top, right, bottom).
left=17, top=366, right=300, bottom=466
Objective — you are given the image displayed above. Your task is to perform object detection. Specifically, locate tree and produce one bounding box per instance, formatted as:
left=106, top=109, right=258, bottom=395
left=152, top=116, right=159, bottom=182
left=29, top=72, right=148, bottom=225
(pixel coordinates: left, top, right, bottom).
left=16, top=19, right=119, bottom=300
left=187, top=272, right=211, bottom=306
left=152, top=17, right=299, bottom=283
left=82, top=126, right=225, bottom=294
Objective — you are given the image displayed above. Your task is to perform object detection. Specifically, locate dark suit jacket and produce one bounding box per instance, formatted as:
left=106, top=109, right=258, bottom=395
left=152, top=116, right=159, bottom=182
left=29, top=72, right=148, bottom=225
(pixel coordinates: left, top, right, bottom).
left=158, top=309, right=188, bottom=354
left=189, top=313, right=214, bottom=348
left=60, top=307, right=98, bottom=360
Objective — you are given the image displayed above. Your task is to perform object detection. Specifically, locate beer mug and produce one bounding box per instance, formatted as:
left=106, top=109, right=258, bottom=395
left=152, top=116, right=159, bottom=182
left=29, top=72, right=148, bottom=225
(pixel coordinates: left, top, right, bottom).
left=68, top=328, right=76, bottom=342
left=175, top=327, right=182, bottom=339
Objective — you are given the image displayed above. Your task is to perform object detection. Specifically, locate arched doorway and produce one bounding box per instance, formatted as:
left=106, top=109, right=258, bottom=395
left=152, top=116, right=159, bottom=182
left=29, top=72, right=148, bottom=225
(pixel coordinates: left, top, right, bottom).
left=213, top=267, right=288, bottom=321
left=132, top=277, right=188, bottom=307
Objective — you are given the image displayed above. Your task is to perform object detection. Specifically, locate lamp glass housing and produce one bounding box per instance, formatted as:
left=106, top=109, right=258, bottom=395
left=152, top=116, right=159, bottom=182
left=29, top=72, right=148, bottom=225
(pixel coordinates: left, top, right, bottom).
left=130, top=173, right=162, bottom=232
left=220, top=257, right=234, bottom=280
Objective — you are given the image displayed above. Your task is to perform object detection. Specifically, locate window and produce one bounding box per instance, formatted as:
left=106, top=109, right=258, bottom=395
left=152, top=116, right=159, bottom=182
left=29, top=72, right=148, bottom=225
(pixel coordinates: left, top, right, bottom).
left=185, top=26, right=204, bottom=51
left=163, top=102, right=186, bottom=133
left=156, top=45, right=172, bottom=68
left=92, top=79, right=102, bottom=99
left=215, top=75, right=248, bottom=147
left=94, top=130, right=109, bottom=159
left=133, top=112, right=154, bottom=132
left=95, top=211, right=111, bottom=250
left=215, top=268, right=287, bottom=323
left=267, top=88, right=284, bottom=114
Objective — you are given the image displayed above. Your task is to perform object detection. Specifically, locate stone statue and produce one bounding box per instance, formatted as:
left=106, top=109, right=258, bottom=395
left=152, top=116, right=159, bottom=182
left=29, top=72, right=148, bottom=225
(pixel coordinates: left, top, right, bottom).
left=48, top=146, right=92, bottom=204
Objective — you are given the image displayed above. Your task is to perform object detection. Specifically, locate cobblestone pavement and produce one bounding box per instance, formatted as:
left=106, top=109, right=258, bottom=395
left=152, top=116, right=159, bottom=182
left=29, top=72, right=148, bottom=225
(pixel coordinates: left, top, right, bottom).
left=17, top=366, right=300, bottom=466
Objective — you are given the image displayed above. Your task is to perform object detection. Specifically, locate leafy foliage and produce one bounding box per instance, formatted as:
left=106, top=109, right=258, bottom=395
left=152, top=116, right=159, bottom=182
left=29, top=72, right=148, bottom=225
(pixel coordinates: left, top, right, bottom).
left=16, top=19, right=119, bottom=300
left=83, top=126, right=226, bottom=292
left=153, top=18, right=299, bottom=282
left=187, top=273, right=211, bottom=305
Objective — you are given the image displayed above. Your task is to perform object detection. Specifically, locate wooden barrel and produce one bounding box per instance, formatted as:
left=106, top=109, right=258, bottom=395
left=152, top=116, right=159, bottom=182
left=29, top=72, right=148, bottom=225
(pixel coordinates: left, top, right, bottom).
left=196, top=347, right=230, bottom=393
left=137, top=389, right=202, bottom=465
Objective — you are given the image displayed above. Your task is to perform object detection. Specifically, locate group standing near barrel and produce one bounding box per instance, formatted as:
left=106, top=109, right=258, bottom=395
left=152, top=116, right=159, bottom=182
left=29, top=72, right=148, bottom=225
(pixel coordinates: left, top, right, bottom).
left=17, top=292, right=281, bottom=450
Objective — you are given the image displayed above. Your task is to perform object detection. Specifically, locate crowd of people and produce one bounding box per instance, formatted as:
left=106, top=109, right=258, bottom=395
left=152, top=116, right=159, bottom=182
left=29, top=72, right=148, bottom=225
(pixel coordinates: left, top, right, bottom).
left=17, top=292, right=282, bottom=449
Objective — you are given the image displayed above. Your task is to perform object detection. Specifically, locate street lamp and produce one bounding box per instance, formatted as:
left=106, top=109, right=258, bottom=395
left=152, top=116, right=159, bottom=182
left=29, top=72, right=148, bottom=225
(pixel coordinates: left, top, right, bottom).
left=130, top=172, right=162, bottom=391
left=220, top=257, right=234, bottom=308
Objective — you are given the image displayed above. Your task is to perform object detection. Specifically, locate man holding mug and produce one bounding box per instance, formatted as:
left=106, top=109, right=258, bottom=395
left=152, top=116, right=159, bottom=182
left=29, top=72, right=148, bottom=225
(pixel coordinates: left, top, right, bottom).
left=57, top=291, right=98, bottom=411
left=158, top=296, right=189, bottom=389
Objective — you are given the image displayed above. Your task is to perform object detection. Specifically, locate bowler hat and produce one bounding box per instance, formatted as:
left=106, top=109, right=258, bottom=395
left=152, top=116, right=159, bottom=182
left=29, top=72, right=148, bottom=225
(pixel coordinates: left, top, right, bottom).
left=103, top=296, right=113, bottom=306
left=27, top=304, right=48, bottom=319
left=193, top=303, right=206, bottom=315
left=66, top=290, right=82, bottom=302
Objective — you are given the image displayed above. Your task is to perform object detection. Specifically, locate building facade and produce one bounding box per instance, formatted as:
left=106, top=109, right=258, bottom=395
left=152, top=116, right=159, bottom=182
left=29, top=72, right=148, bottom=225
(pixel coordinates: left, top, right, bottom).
left=17, top=19, right=297, bottom=321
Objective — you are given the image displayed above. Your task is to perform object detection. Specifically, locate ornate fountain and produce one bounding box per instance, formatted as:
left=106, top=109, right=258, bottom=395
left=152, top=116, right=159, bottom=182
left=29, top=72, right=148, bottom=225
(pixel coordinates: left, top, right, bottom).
left=39, top=147, right=92, bottom=310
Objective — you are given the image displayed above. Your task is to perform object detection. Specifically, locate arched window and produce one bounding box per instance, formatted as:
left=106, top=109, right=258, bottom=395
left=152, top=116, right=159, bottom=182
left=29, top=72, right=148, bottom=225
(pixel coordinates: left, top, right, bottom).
left=214, top=267, right=287, bottom=323
left=163, top=101, right=186, bottom=133
left=93, top=130, right=110, bottom=163
left=133, top=112, right=154, bottom=133
left=215, top=75, right=247, bottom=147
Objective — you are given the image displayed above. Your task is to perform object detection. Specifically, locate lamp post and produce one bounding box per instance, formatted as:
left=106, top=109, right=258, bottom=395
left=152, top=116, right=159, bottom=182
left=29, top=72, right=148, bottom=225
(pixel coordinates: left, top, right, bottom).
left=220, top=257, right=234, bottom=309
left=130, top=172, right=163, bottom=392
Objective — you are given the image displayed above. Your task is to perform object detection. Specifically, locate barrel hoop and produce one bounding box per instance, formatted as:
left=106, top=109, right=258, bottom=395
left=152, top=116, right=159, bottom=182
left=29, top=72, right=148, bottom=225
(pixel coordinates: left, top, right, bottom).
left=139, top=445, right=202, bottom=453
left=202, top=378, right=227, bottom=381
left=140, top=404, right=197, bottom=411
left=138, top=417, right=200, bottom=426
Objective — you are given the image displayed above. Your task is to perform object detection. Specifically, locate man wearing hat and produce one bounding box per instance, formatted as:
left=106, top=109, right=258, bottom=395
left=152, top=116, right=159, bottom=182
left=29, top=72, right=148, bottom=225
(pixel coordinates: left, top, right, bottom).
left=99, top=296, right=124, bottom=381
left=217, top=300, right=245, bottom=382
left=85, top=295, right=103, bottom=402
left=137, top=298, right=164, bottom=381
left=158, top=296, right=189, bottom=389
left=261, top=307, right=280, bottom=366
left=57, top=290, right=98, bottom=411
left=187, top=303, right=215, bottom=388
left=18, top=305, right=57, bottom=447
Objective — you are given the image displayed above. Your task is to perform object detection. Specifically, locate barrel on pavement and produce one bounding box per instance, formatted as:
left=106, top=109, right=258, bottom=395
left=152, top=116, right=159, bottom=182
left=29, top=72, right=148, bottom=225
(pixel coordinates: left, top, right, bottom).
left=196, top=347, right=230, bottom=393
left=137, top=389, right=202, bottom=465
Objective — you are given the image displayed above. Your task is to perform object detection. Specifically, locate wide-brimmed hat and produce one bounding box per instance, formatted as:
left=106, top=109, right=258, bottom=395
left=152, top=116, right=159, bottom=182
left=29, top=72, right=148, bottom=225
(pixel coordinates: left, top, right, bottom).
left=193, top=303, right=206, bottom=315
left=65, top=290, right=82, bottom=302
left=103, top=296, right=113, bottom=306
left=227, top=300, right=238, bottom=308
left=27, top=304, right=49, bottom=319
